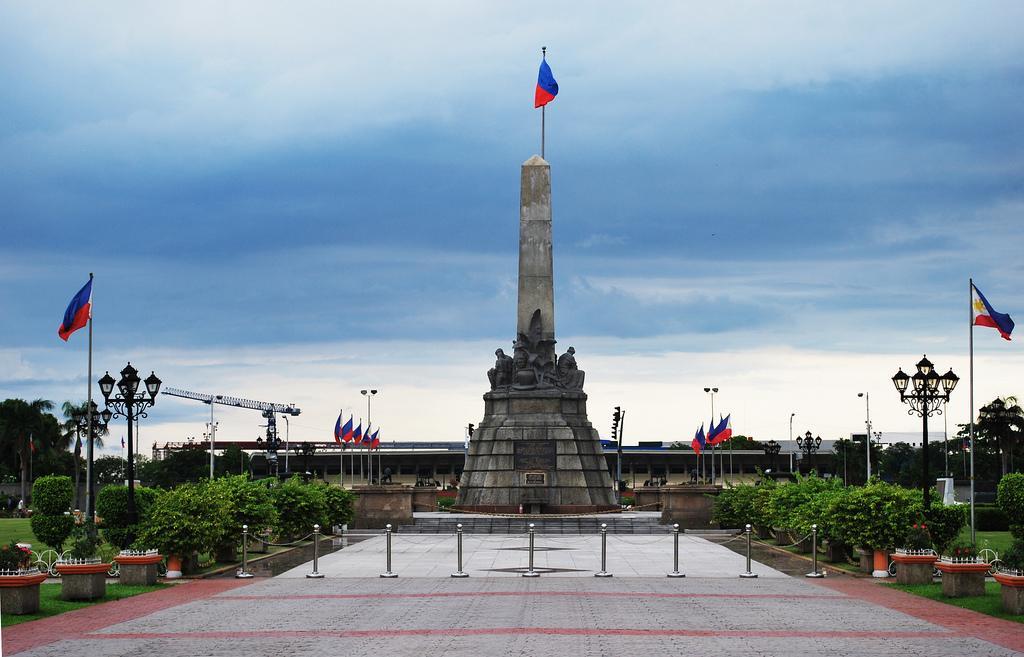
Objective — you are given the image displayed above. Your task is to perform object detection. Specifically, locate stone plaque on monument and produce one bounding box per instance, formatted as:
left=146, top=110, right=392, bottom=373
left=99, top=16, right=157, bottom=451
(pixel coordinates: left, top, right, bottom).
left=514, top=441, right=556, bottom=471
left=454, top=155, right=617, bottom=514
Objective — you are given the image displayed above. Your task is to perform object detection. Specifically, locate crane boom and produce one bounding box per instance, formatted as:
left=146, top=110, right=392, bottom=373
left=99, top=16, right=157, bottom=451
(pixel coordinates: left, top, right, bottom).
left=161, top=387, right=301, bottom=416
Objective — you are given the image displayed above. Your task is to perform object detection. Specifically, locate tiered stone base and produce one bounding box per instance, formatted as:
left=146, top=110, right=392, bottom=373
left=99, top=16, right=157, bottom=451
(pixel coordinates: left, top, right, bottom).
left=115, top=553, right=163, bottom=586
left=0, top=572, right=48, bottom=614
left=56, top=562, right=109, bottom=600
left=936, top=561, right=989, bottom=597
left=455, top=389, right=616, bottom=513
left=893, top=554, right=936, bottom=585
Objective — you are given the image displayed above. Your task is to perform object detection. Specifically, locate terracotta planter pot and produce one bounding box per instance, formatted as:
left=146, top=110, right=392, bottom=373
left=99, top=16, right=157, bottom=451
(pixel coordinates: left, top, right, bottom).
left=115, top=553, right=164, bottom=586
left=858, top=548, right=873, bottom=573
left=825, top=542, right=850, bottom=563
left=55, top=562, right=110, bottom=601
left=891, top=552, right=937, bottom=585
left=0, top=571, right=48, bottom=614
left=165, top=554, right=183, bottom=579
left=935, top=560, right=989, bottom=597
left=872, top=549, right=891, bottom=578
left=993, top=571, right=1024, bottom=615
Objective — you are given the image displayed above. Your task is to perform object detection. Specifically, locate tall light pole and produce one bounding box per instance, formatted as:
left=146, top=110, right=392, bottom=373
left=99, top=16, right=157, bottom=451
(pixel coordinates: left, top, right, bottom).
left=857, top=392, right=873, bottom=481
left=282, top=415, right=290, bottom=474
left=704, top=387, right=718, bottom=483
left=789, top=413, right=795, bottom=472
left=361, top=389, right=378, bottom=482
left=892, top=355, right=959, bottom=511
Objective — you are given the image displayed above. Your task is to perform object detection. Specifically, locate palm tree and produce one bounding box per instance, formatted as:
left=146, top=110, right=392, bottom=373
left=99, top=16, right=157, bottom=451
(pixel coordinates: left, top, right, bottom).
left=0, top=398, right=55, bottom=503
left=61, top=401, right=108, bottom=509
left=978, top=396, right=1024, bottom=476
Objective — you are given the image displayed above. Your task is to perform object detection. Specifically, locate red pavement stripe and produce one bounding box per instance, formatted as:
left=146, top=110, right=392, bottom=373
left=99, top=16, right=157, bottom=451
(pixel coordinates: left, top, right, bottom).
left=224, top=591, right=841, bottom=601
left=88, top=628, right=951, bottom=640
left=2, top=579, right=254, bottom=656
left=812, top=577, right=1024, bottom=653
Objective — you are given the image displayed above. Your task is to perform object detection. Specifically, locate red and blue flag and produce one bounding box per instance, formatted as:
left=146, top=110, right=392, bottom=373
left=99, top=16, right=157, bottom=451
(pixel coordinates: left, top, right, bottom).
left=972, top=284, right=1014, bottom=341
left=691, top=424, right=706, bottom=454
left=708, top=415, right=733, bottom=446
left=534, top=56, right=558, bottom=108
left=334, top=412, right=344, bottom=444
left=352, top=421, right=363, bottom=445
left=58, top=277, right=93, bottom=341
left=369, top=429, right=380, bottom=449
left=341, top=416, right=354, bottom=443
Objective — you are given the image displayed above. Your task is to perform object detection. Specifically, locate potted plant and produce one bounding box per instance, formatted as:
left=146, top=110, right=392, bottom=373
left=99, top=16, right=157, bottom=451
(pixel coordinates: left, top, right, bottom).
left=892, top=523, right=937, bottom=585
left=56, top=520, right=110, bottom=601
left=0, top=540, right=47, bottom=614
left=830, top=481, right=922, bottom=578
left=935, top=541, right=988, bottom=597
left=993, top=539, right=1024, bottom=614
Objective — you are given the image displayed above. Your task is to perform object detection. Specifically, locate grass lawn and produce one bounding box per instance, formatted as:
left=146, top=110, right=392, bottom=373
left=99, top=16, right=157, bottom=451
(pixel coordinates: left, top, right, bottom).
left=888, top=581, right=1023, bottom=624
left=959, top=528, right=1014, bottom=557
left=1, top=582, right=169, bottom=627
left=0, top=518, right=52, bottom=552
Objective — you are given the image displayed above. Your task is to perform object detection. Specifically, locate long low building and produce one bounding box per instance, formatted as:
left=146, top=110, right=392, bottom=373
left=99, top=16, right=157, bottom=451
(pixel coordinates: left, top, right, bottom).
left=153, top=438, right=847, bottom=487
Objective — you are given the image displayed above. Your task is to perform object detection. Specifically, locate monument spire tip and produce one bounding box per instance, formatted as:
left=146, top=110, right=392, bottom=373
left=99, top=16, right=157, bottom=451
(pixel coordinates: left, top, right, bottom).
left=523, top=154, right=549, bottom=167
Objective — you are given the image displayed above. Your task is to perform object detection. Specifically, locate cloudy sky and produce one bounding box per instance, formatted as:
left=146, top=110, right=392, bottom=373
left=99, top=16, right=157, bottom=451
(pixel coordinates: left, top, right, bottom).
left=1, top=2, right=1021, bottom=457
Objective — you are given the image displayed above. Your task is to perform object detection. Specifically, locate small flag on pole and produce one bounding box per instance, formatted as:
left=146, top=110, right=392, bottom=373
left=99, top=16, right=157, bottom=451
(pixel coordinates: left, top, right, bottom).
left=972, top=284, right=1014, bottom=340
left=58, top=278, right=93, bottom=341
left=352, top=421, right=363, bottom=445
left=29, top=434, right=36, bottom=453
left=121, top=436, right=125, bottom=449
left=341, top=416, right=354, bottom=443
left=534, top=55, right=558, bottom=108
left=334, top=412, right=344, bottom=444
left=708, top=415, right=733, bottom=446
left=691, top=424, right=706, bottom=454
left=369, top=429, right=380, bottom=449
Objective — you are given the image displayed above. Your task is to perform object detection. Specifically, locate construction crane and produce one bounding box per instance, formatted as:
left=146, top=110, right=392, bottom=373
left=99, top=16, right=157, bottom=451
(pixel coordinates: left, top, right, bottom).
left=161, top=387, right=301, bottom=477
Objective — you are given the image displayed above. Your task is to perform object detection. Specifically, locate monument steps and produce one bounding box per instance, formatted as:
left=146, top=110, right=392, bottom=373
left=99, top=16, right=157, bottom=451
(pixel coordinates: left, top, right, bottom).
left=396, top=514, right=667, bottom=535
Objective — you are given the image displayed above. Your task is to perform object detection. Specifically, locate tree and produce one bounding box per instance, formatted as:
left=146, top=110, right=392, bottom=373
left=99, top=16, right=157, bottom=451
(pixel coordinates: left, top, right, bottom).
left=216, top=443, right=250, bottom=477
left=93, top=456, right=126, bottom=485
left=977, top=397, right=1023, bottom=477
left=0, top=398, right=56, bottom=503
left=60, top=401, right=108, bottom=508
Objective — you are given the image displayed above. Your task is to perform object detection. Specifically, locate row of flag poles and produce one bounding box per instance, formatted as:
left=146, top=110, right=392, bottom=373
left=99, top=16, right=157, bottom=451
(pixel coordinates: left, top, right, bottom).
left=334, top=412, right=381, bottom=486
left=692, top=414, right=733, bottom=483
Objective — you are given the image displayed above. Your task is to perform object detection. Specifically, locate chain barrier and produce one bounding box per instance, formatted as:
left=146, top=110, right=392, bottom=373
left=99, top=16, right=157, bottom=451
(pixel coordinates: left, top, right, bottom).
left=606, top=534, right=675, bottom=546
left=250, top=532, right=316, bottom=548
left=443, top=502, right=663, bottom=519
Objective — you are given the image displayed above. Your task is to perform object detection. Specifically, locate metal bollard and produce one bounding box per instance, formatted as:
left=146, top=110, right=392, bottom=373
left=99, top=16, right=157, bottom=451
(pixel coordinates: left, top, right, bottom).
left=805, top=524, right=824, bottom=578
left=306, top=524, right=325, bottom=578
left=595, top=523, right=612, bottom=577
left=380, top=524, right=398, bottom=578
left=740, top=523, right=758, bottom=578
left=451, top=523, right=469, bottom=578
left=236, top=524, right=254, bottom=579
left=522, top=523, right=540, bottom=577
left=667, top=523, right=685, bottom=578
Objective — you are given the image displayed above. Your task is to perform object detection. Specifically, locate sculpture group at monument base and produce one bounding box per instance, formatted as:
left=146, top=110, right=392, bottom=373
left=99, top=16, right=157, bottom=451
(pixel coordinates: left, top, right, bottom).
left=455, top=389, right=618, bottom=514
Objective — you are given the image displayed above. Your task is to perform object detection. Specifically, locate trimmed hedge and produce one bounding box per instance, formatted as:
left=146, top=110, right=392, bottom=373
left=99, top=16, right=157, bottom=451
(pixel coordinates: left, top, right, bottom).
left=95, top=485, right=161, bottom=549
left=997, top=473, right=1024, bottom=539
left=29, top=476, right=75, bottom=550
left=974, top=504, right=1009, bottom=531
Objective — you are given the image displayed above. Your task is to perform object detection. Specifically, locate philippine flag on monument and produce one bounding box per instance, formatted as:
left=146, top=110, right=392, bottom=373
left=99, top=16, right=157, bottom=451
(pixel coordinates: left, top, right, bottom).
left=534, top=56, right=558, bottom=108
left=58, top=278, right=93, bottom=341
left=972, top=284, right=1014, bottom=341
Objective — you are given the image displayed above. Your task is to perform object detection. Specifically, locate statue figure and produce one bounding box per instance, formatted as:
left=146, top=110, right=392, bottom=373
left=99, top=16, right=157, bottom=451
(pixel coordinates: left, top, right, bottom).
left=557, top=346, right=585, bottom=390
left=487, top=348, right=514, bottom=389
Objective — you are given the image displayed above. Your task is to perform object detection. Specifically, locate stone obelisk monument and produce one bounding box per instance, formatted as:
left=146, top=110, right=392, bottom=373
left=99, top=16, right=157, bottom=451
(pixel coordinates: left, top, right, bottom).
left=455, top=156, right=617, bottom=513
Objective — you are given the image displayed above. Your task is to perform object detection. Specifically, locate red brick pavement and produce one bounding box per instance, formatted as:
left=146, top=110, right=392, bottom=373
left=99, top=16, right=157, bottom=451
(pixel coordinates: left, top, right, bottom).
left=813, top=576, right=1024, bottom=653
left=1, top=579, right=253, bottom=656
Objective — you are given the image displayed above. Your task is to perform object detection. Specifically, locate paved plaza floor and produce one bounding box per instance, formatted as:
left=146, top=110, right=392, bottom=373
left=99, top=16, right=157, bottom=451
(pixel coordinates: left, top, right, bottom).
left=4, top=533, right=1024, bottom=656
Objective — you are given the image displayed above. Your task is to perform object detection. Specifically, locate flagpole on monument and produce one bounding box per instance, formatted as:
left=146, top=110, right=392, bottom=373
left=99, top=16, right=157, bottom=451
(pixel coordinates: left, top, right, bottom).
left=969, top=277, right=976, bottom=544
left=85, top=273, right=94, bottom=519
left=541, top=48, right=546, bottom=159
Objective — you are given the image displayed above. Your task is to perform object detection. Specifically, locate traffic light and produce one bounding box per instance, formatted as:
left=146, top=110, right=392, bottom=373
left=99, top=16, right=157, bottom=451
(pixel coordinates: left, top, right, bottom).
left=611, top=406, right=621, bottom=440
left=467, top=423, right=475, bottom=438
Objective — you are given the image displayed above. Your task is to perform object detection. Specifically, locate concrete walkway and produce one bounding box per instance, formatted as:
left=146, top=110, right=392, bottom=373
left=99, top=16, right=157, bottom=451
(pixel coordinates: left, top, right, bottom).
left=4, top=535, right=1024, bottom=656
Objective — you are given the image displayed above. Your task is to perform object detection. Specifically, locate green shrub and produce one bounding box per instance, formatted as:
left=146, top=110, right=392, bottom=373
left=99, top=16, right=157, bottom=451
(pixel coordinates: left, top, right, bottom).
left=437, top=497, right=455, bottom=510
left=67, top=520, right=101, bottom=560
left=29, top=475, right=76, bottom=550
left=788, top=478, right=847, bottom=538
left=904, top=523, right=931, bottom=550
left=31, top=475, right=73, bottom=515
left=997, top=473, right=1024, bottom=538
left=206, top=475, right=278, bottom=557
left=764, top=474, right=839, bottom=533
left=620, top=496, right=635, bottom=507
left=924, top=503, right=967, bottom=553
left=29, top=515, right=75, bottom=551
left=136, top=482, right=227, bottom=557
left=1002, top=539, right=1024, bottom=571
left=713, top=485, right=758, bottom=529
left=946, top=540, right=978, bottom=560
left=974, top=504, right=1009, bottom=531
left=830, top=481, right=922, bottom=550
left=320, top=483, right=356, bottom=528
left=96, top=485, right=161, bottom=549
left=750, top=478, right=778, bottom=528
left=270, top=476, right=329, bottom=540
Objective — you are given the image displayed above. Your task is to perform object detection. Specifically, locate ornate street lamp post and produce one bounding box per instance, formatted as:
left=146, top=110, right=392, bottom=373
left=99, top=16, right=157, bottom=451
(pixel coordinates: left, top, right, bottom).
left=762, top=439, right=781, bottom=472
left=796, top=431, right=822, bottom=473
left=892, top=355, right=958, bottom=511
left=98, top=363, right=161, bottom=527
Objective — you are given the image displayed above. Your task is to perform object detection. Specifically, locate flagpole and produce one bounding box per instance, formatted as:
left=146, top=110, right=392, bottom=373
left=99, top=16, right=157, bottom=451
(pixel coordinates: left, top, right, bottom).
left=541, top=47, right=546, bottom=159
left=969, top=277, right=976, bottom=543
left=85, top=272, right=94, bottom=519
